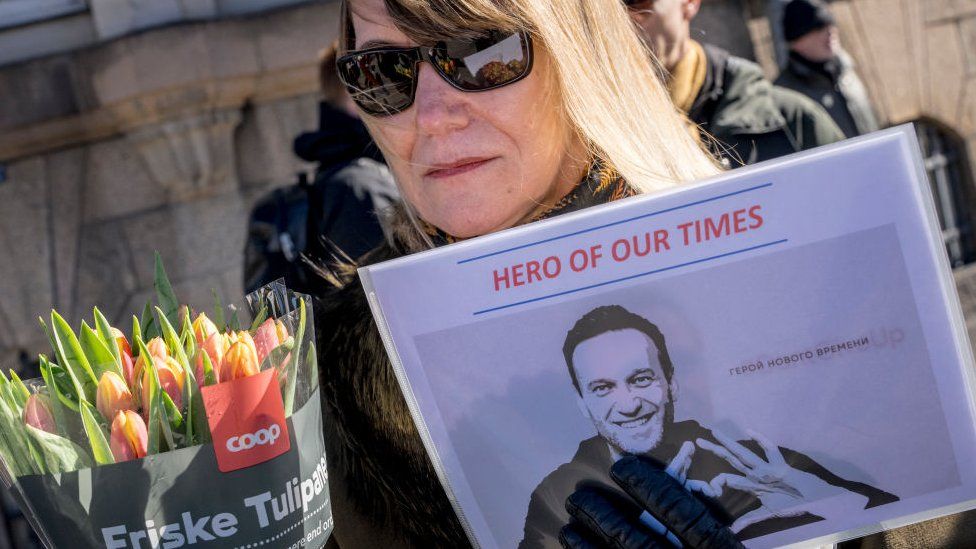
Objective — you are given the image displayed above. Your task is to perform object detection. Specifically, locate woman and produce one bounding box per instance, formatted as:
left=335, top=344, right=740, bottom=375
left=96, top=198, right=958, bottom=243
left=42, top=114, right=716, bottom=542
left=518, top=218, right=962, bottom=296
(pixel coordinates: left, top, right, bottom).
left=315, top=0, right=723, bottom=547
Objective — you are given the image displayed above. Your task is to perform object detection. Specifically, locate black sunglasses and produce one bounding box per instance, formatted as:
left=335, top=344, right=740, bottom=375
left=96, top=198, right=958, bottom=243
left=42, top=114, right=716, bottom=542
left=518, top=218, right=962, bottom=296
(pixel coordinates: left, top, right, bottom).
left=336, top=30, right=534, bottom=117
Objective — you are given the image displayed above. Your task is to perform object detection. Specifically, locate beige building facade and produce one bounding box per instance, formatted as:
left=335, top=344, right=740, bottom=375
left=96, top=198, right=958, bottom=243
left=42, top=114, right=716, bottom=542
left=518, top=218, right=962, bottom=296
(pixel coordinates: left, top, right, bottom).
left=0, top=1, right=334, bottom=369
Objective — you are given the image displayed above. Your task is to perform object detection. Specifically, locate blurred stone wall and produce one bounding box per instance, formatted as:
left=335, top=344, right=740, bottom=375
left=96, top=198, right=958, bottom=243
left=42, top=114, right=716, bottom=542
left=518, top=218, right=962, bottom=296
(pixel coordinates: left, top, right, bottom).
left=743, top=0, right=976, bottom=349
left=0, top=2, right=337, bottom=370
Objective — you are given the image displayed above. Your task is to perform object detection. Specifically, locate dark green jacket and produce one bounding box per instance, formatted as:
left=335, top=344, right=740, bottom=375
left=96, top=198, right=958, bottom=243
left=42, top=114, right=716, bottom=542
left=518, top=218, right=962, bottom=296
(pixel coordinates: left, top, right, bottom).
left=691, top=45, right=845, bottom=166
left=775, top=52, right=880, bottom=138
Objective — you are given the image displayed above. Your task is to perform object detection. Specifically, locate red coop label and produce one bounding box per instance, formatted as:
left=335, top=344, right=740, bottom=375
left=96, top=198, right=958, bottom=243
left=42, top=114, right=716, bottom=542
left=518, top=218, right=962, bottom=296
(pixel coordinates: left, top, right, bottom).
left=201, top=368, right=291, bottom=472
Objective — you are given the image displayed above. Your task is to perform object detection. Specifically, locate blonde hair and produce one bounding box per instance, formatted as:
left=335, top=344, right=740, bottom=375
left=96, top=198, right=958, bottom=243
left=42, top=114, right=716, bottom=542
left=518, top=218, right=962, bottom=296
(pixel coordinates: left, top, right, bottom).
left=339, top=0, right=721, bottom=240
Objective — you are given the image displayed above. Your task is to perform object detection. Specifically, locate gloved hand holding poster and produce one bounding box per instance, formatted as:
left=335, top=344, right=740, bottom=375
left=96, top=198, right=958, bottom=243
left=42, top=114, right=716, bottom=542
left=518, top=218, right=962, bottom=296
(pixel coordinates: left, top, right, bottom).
left=359, top=126, right=976, bottom=548
left=0, top=259, right=332, bottom=549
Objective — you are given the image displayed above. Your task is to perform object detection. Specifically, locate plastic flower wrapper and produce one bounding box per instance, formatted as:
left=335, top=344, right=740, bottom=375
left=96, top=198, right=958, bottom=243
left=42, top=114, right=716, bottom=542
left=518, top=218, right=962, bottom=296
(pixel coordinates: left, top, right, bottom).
left=0, top=254, right=331, bottom=549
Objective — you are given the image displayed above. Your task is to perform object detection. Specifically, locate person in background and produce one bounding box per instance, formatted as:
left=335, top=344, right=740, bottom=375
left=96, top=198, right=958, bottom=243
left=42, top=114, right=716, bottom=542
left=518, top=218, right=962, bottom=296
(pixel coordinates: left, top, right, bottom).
left=625, top=0, right=844, bottom=166
left=243, top=43, right=399, bottom=294
left=775, top=0, right=879, bottom=138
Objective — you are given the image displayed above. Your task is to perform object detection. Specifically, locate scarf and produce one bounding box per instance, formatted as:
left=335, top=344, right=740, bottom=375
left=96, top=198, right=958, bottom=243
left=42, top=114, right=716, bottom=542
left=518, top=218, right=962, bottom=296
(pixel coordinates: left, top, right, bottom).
left=668, top=40, right=709, bottom=115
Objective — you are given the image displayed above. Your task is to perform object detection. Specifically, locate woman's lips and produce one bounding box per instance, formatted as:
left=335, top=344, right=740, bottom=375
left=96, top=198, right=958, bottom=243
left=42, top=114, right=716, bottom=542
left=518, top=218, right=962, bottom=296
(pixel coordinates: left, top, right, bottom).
left=425, top=158, right=496, bottom=179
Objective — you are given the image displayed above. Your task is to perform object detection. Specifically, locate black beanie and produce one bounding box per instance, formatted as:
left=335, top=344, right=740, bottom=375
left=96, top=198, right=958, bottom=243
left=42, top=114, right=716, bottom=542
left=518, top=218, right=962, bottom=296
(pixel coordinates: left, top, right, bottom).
left=783, top=0, right=835, bottom=42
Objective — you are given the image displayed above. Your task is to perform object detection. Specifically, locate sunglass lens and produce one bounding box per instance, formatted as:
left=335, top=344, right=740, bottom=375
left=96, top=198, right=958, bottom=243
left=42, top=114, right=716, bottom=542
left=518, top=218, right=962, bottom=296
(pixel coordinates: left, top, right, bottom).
left=338, top=50, right=417, bottom=116
left=431, top=31, right=530, bottom=90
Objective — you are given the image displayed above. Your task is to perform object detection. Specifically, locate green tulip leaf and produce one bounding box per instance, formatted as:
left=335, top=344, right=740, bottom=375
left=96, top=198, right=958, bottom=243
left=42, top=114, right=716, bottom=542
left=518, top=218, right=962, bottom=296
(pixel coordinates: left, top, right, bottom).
left=79, top=401, right=114, bottom=465
left=93, top=307, right=123, bottom=373
left=283, top=298, right=307, bottom=417
left=258, top=337, right=294, bottom=373
left=8, top=371, right=30, bottom=411
left=26, top=439, right=47, bottom=475
left=155, top=306, right=190, bottom=375
left=136, top=337, right=174, bottom=453
left=140, top=301, right=158, bottom=341
left=200, top=351, right=218, bottom=387
left=0, top=395, right=38, bottom=476
left=228, top=307, right=241, bottom=333
left=37, top=358, right=70, bottom=434
left=39, top=355, right=78, bottom=416
left=304, top=342, right=318, bottom=393
left=182, top=360, right=197, bottom=445
left=161, top=390, right=183, bottom=433
left=249, top=305, right=269, bottom=333
left=212, top=289, right=226, bottom=332
left=25, top=424, right=92, bottom=474
left=181, top=307, right=196, bottom=360
left=80, top=321, right=119, bottom=381
left=154, top=252, right=180, bottom=332
left=131, top=315, right=142, bottom=350
left=50, top=311, right=97, bottom=402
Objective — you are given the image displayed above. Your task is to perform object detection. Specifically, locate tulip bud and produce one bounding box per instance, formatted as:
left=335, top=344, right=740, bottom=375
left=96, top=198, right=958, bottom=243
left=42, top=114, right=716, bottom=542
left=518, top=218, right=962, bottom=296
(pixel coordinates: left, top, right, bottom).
left=195, top=332, right=225, bottom=384
left=96, top=372, right=136, bottom=422
left=141, top=356, right=185, bottom=411
left=110, top=410, right=148, bottom=462
left=192, top=313, right=219, bottom=347
left=23, top=394, right=56, bottom=434
left=110, top=327, right=132, bottom=357
left=253, top=318, right=287, bottom=365
left=222, top=340, right=259, bottom=382
left=109, top=327, right=137, bottom=386
left=133, top=337, right=168, bottom=389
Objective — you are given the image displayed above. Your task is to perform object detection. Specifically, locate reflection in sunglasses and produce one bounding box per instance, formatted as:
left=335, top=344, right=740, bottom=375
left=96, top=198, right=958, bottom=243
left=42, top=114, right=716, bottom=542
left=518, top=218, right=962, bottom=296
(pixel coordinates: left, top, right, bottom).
left=460, top=33, right=524, bottom=80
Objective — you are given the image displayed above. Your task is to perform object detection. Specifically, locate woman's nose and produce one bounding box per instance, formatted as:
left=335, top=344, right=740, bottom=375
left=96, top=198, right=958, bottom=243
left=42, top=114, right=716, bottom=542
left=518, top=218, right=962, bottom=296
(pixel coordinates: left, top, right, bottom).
left=413, top=64, right=470, bottom=135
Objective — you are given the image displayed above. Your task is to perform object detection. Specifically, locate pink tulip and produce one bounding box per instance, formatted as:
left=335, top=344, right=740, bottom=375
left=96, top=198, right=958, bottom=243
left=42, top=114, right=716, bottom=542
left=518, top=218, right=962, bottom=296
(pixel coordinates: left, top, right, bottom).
left=133, top=337, right=168, bottom=389
left=141, top=356, right=185, bottom=411
left=253, top=318, right=288, bottom=364
left=194, top=332, right=226, bottom=384
left=110, top=410, right=148, bottom=462
left=110, top=328, right=137, bottom=387
left=96, top=372, right=136, bottom=422
left=23, top=394, right=56, bottom=434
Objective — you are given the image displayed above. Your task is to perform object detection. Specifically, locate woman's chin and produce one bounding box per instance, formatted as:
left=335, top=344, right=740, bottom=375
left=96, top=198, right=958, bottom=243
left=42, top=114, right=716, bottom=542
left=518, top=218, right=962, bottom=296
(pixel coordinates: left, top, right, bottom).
left=428, top=212, right=519, bottom=240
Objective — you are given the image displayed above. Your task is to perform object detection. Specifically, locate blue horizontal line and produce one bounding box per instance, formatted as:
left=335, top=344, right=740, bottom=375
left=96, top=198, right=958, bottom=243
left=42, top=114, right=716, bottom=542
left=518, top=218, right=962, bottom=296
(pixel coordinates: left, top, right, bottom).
left=457, top=182, right=773, bottom=265
left=472, top=238, right=789, bottom=316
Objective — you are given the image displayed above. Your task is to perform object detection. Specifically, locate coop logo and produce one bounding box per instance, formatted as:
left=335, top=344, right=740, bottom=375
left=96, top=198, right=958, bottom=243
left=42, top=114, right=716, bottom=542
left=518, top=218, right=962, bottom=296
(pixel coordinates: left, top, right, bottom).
left=227, top=424, right=282, bottom=452
left=202, top=369, right=291, bottom=472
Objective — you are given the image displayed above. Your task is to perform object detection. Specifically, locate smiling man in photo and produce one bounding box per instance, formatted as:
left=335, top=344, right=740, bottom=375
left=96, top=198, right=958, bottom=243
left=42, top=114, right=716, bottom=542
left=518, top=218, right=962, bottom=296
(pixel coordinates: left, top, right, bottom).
left=519, top=305, right=898, bottom=548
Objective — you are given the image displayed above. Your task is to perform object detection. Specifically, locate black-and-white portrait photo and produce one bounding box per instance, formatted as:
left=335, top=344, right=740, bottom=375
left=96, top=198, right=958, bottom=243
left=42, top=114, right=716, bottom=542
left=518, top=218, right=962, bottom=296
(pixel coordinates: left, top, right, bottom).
left=519, top=305, right=898, bottom=548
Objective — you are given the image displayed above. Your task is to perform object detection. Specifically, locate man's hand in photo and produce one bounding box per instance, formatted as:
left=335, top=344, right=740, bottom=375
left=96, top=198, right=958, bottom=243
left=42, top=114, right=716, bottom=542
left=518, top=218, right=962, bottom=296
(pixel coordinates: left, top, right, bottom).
left=697, top=430, right=870, bottom=532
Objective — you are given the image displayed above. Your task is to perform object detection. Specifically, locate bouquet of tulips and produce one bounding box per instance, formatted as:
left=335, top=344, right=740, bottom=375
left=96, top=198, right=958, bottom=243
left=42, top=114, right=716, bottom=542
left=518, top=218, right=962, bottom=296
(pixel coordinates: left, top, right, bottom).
left=0, top=255, right=332, bottom=549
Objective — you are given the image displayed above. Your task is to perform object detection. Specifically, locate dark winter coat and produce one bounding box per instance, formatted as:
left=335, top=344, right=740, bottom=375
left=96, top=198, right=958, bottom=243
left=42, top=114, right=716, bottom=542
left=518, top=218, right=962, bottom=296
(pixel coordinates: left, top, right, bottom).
left=775, top=51, right=880, bottom=138
left=692, top=45, right=845, bottom=166
left=313, top=168, right=633, bottom=548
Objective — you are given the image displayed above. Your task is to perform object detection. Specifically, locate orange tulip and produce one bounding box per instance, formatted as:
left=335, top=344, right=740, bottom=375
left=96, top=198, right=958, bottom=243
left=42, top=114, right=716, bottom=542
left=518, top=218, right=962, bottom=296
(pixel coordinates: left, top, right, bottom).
left=192, top=313, right=219, bottom=347
left=195, top=331, right=226, bottom=384
left=96, top=371, right=136, bottom=421
left=110, top=410, right=148, bottom=462
left=23, top=394, right=56, bottom=434
left=110, top=327, right=132, bottom=357
left=133, top=337, right=168, bottom=389
left=110, top=328, right=137, bottom=387
left=222, top=339, right=259, bottom=382
left=141, top=356, right=185, bottom=411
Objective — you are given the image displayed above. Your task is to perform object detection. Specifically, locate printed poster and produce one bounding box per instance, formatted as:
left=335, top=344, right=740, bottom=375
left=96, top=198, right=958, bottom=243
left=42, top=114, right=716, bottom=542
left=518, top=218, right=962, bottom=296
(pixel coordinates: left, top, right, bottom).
left=360, top=127, right=976, bottom=548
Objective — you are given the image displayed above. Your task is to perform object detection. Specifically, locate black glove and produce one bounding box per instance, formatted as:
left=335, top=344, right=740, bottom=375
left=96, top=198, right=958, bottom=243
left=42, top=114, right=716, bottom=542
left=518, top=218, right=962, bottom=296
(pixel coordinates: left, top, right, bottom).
left=559, top=456, right=744, bottom=549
